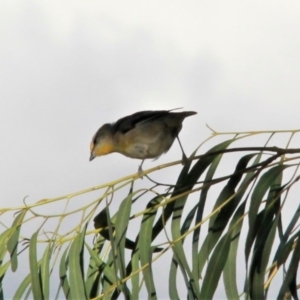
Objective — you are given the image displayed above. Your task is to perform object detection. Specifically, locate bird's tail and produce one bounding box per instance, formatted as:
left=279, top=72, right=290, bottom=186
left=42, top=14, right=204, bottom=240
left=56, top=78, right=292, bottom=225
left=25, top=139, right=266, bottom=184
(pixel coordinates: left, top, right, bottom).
left=181, top=111, right=197, bottom=118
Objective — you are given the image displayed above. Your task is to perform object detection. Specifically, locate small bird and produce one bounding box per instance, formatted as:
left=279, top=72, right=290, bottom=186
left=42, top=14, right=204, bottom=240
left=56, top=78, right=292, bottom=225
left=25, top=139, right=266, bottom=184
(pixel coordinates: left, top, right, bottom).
left=89, top=109, right=197, bottom=172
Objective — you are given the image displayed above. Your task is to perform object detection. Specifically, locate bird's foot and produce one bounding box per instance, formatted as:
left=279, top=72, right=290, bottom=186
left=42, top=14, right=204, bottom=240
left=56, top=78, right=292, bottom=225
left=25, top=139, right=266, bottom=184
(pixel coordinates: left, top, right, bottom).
left=138, top=165, right=144, bottom=178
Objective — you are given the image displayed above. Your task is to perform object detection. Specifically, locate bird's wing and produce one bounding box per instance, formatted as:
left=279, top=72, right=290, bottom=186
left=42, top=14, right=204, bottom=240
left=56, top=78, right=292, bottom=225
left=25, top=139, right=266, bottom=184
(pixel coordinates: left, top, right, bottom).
left=112, top=108, right=185, bottom=134
left=113, top=110, right=170, bottom=134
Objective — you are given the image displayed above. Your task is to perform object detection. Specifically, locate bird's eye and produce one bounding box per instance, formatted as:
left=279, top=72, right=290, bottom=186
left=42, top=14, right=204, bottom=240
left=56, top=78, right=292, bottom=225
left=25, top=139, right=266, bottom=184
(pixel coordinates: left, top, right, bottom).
left=91, top=134, right=98, bottom=145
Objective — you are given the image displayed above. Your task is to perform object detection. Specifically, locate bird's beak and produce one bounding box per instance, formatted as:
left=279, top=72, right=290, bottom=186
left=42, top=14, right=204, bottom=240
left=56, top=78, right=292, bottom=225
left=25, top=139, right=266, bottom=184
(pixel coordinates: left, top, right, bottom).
left=89, top=153, right=95, bottom=161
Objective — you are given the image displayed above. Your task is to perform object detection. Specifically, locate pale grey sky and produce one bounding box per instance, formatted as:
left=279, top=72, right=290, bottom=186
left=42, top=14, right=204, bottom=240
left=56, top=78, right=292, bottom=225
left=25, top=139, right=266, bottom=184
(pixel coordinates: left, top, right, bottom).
left=1, top=0, right=299, bottom=200
left=1, top=0, right=300, bottom=298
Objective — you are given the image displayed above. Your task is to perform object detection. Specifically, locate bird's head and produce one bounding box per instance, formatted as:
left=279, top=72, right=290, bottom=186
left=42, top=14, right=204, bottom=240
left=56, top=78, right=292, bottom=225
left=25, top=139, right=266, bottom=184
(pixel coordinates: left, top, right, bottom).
left=89, top=124, right=115, bottom=161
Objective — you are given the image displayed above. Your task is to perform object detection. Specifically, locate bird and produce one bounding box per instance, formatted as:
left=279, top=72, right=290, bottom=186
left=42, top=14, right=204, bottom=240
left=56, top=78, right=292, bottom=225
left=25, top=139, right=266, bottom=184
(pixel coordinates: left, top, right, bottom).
left=89, top=109, right=197, bottom=173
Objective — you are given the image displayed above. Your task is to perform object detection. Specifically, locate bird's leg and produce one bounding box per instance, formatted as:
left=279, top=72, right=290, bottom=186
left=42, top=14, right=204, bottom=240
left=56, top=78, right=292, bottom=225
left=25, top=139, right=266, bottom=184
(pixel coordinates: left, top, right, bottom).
left=138, top=159, right=145, bottom=175
left=176, top=136, right=188, bottom=165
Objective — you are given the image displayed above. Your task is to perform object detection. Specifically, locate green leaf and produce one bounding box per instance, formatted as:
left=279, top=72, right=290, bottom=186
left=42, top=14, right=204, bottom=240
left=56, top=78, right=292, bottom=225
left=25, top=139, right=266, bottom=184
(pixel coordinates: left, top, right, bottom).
left=40, top=242, right=53, bottom=300
left=85, top=247, right=100, bottom=298
left=29, top=230, right=43, bottom=299
left=199, top=232, right=232, bottom=299
left=223, top=202, right=246, bottom=299
left=130, top=249, right=140, bottom=299
left=247, top=172, right=283, bottom=297
left=0, top=261, right=10, bottom=279
left=69, top=224, right=88, bottom=299
left=0, top=261, right=10, bottom=293
left=192, top=149, right=224, bottom=281
left=112, top=193, right=133, bottom=298
left=198, top=159, right=252, bottom=280
left=59, top=246, right=70, bottom=299
left=209, top=154, right=257, bottom=229
left=273, top=204, right=300, bottom=266
left=139, top=196, right=163, bottom=299
left=171, top=191, right=200, bottom=299
left=246, top=165, right=288, bottom=261
left=114, top=193, right=133, bottom=277
left=0, top=228, right=15, bottom=269
left=7, top=210, right=26, bottom=272
left=250, top=218, right=277, bottom=299
left=188, top=140, right=234, bottom=189
left=169, top=258, right=180, bottom=299
left=277, top=229, right=300, bottom=299
left=85, top=242, right=116, bottom=298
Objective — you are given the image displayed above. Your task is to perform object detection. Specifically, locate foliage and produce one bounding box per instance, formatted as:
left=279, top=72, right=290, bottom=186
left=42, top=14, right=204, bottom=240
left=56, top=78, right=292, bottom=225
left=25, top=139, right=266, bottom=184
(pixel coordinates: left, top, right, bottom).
left=1, top=130, right=300, bottom=299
